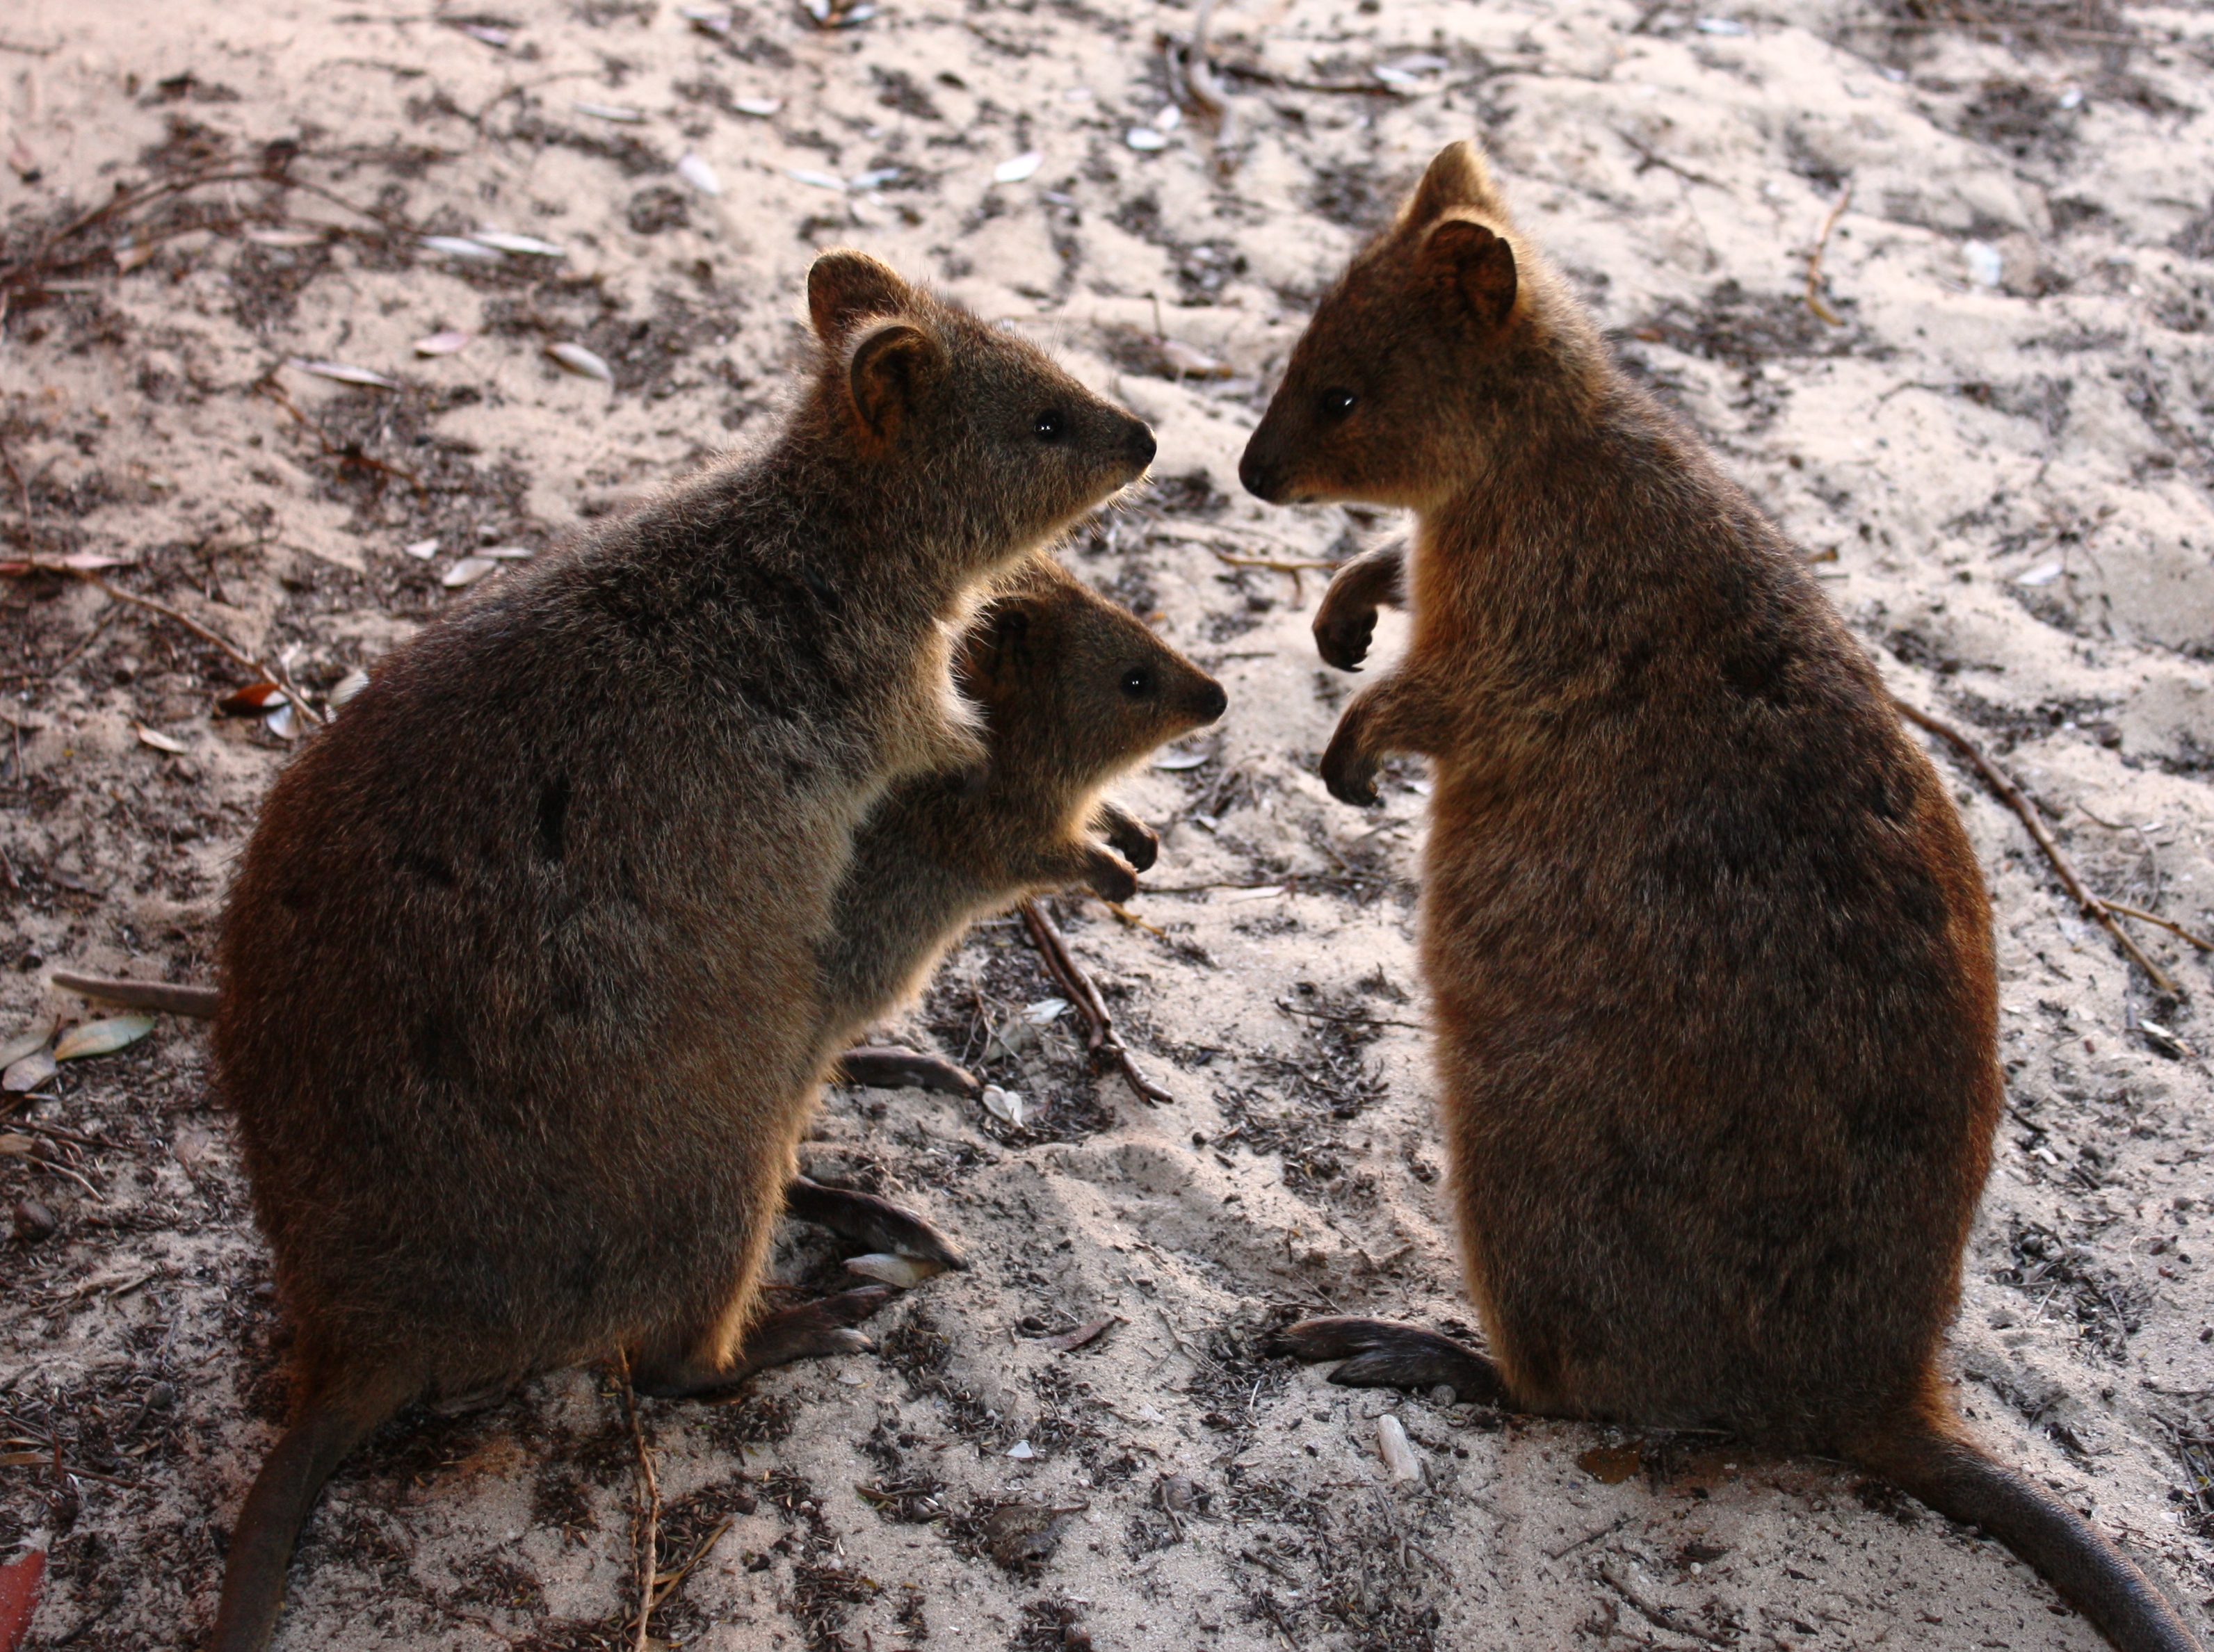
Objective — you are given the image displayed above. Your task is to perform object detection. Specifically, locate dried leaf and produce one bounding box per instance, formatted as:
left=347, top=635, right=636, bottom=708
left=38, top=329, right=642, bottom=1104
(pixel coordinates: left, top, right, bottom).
left=679, top=4, right=732, bottom=35
left=980, top=1085, right=1026, bottom=1127
left=134, top=724, right=187, bottom=755
left=1225, top=885, right=1285, bottom=902
left=0, top=1024, right=51, bottom=1069
left=1021, top=998, right=1069, bottom=1026
left=2015, top=559, right=2065, bottom=587
left=1154, top=104, right=1183, bottom=132
left=442, top=556, right=498, bottom=589
left=113, top=241, right=159, bottom=273
left=1125, top=127, right=1168, bottom=152
left=6, top=138, right=36, bottom=180
left=1, top=1051, right=56, bottom=1094
left=458, top=22, right=511, bottom=45
left=243, top=227, right=328, bottom=248
left=994, top=151, right=1043, bottom=184
left=849, top=167, right=900, bottom=191
left=677, top=152, right=722, bottom=195
left=786, top=167, right=847, bottom=192
left=287, top=357, right=400, bottom=390
left=420, top=234, right=503, bottom=262
left=574, top=100, right=646, bottom=123
left=471, top=229, right=564, bottom=257
left=1152, top=750, right=1207, bottom=770
left=547, top=342, right=615, bottom=382
left=844, top=1252, right=948, bottom=1288
left=216, top=683, right=288, bottom=717
left=1005, top=1440, right=1035, bottom=1460
left=0, top=1135, right=31, bottom=1157
left=403, top=538, right=439, bottom=560
left=1156, top=339, right=1229, bottom=378
left=1040, top=1315, right=1117, bottom=1354
left=53, top=1015, right=156, bottom=1062
left=330, top=667, right=371, bottom=708
left=480, top=544, right=534, bottom=560
left=264, top=702, right=299, bottom=740
left=732, top=96, right=782, bottom=117
left=1376, top=1414, right=1422, bottom=1482
left=413, top=330, right=473, bottom=356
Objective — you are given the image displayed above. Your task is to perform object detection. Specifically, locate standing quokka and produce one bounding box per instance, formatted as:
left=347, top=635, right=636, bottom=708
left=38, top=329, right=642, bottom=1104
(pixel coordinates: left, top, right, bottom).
left=203, top=250, right=1156, bottom=1652
left=1239, top=141, right=2201, bottom=1652
left=820, top=553, right=1225, bottom=1099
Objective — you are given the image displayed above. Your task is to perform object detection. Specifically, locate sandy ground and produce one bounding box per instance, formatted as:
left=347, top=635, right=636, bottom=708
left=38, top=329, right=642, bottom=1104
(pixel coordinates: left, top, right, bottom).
left=5, top=0, right=2214, bottom=1647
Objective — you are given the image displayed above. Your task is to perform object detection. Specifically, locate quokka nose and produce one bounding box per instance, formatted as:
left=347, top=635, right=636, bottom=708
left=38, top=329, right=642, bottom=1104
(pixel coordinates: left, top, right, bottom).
left=1122, top=419, right=1157, bottom=473
left=1194, top=680, right=1229, bottom=724
left=1237, top=449, right=1279, bottom=503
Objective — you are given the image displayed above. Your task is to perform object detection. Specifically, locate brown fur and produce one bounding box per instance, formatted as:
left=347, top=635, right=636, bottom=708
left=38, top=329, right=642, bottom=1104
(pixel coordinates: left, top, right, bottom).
left=1244, top=143, right=2200, bottom=1652
left=204, top=250, right=1156, bottom=1652
left=818, top=553, right=1225, bottom=1058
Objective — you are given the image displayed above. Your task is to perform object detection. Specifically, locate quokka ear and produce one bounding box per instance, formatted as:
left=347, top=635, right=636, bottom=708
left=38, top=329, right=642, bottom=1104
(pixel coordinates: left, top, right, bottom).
left=965, top=601, right=1033, bottom=693
left=1404, top=140, right=1505, bottom=227
left=807, top=249, right=914, bottom=343
left=1422, top=218, right=1519, bottom=333
left=847, top=321, right=946, bottom=442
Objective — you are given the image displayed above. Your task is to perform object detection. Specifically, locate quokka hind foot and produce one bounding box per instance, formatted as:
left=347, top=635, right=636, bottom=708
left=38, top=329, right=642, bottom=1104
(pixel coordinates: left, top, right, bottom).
left=785, top=1174, right=969, bottom=1270
left=630, top=1286, right=896, bottom=1400
left=1271, top=1316, right=1508, bottom=1406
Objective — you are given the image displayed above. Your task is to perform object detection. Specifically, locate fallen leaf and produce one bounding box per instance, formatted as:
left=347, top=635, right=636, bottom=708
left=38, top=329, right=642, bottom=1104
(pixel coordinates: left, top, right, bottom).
left=0, top=1136, right=31, bottom=1157
left=1377, top=1414, right=1422, bottom=1483
left=994, top=151, right=1043, bottom=184
left=403, top=538, right=439, bottom=560
left=732, top=96, right=781, bottom=117
left=1005, top=1440, right=1035, bottom=1460
left=471, top=229, right=564, bottom=256
left=574, top=100, right=646, bottom=123
left=845, top=1252, right=948, bottom=1288
left=679, top=4, right=732, bottom=35
left=242, top=227, right=327, bottom=248
left=1125, top=127, right=1168, bottom=152
left=53, top=1015, right=156, bottom=1062
left=677, top=152, right=722, bottom=195
left=0, top=1024, right=51, bottom=1069
left=1021, top=998, right=1069, bottom=1026
left=980, top=1085, right=1026, bottom=1127
left=1156, top=339, right=1229, bottom=378
left=786, top=167, right=847, bottom=192
left=420, top=234, right=503, bottom=262
left=458, top=22, right=511, bottom=45
left=1152, top=750, right=1207, bottom=770
left=442, top=556, right=498, bottom=589
left=287, top=357, right=399, bottom=390
left=216, top=683, right=288, bottom=717
left=330, top=667, right=371, bottom=709
left=412, top=330, right=473, bottom=356
left=6, top=138, right=36, bottom=180
left=547, top=342, right=615, bottom=383
left=849, top=166, right=900, bottom=191
left=265, top=702, right=300, bottom=740
left=1154, top=104, right=1182, bottom=132
left=1578, top=1442, right=1642, bottom=1484
left=480, top=544, right=533, bottom=560
left=113, top=241, right=159, bottom=273
left=134, top=724, right=187, bottom=755
left=2014, top=559, right=2065, bottom=587
left=1, top=1052, right=56, bottom=1094
left=1040, top=1316, right=1117, bottom=1354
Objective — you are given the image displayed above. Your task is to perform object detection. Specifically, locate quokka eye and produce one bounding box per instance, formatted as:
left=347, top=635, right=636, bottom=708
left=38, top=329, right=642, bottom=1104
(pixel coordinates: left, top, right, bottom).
left=1035, top=410, right=1067, bottom=442
left=1320, top=387, right=1357, bottom=421
left=1120, top=666, right=1153, bottom=697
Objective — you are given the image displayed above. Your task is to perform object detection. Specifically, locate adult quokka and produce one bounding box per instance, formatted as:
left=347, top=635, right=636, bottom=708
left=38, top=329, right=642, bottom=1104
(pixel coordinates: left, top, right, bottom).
left=1240, top=141, right=2201, bottom=1652
left=204, top=250, right=1156, bottom=1652
left=825, top=552, right=1225, bottom=1099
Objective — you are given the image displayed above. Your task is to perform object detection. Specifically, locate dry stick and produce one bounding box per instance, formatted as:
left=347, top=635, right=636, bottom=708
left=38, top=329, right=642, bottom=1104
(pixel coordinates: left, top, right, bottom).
left=649, top=1515, right=736, bottom=1613
left=611, top=1351, right=662, bottom=1652
left=2103, top=902, right=2214, bottom=954
left=1894, top=699, right=2181, bottom=994
left=1805, top=181, right=1855, bottom=326
left=1017, top=898, right=1174, bottom=1107
left=1180, top=0, right=1238, bottom=164
left=56, top=567, right=328, bottom=729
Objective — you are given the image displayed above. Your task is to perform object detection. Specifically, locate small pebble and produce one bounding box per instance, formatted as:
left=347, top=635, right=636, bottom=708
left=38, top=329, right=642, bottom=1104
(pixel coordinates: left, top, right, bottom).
left=13, top=1199, right=56, bottom=1242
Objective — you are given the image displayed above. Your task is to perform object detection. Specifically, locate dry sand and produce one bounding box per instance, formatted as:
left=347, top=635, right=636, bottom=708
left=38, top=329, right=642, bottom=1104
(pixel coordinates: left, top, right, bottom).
left=5, top=0, right=2214, bottom=1646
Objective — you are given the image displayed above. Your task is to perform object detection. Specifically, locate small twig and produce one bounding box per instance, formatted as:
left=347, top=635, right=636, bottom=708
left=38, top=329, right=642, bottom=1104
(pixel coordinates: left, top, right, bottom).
left=1178, top=0, right=1238, bottom=168
left=38, top=566, right=328, bottom=729
left=1017, top=898, right=1174, bottom=1106
left=611, top=1351, right=662, bottom=1652
left=649, top=1514, right=735, bottom=1610
left=1275, top=998, right=1425, bottom=1032
left=2102, top=902, right=2214, bottom=954
left=1895, top=699, right=2179, bottom=994
left=1104, top=900, right=1167, bottom=938
left=1805, top=181, right=1855, bottom=326
left=1546, top=1513, right=1631, bottom=1561
left=1611, top=127, right=1721, bottom=188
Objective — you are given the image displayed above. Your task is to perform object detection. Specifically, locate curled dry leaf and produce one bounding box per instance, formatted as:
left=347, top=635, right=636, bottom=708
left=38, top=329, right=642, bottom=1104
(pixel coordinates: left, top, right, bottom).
left=786, top=167, right=846, bottom=192
left=733, top=96, right=781, bottom=117
left=243, top=227, right=327, bottom=248
left=844, top=1252, right=948, bottom=1288
left=547, top=342, right=615, bottom=383
left=980, top=1085, right=1026, bottom=1127
left=1154, top=104, right=1183, bottom=132
left=1152, top=750, right=1207, bottom=770
left=0, top=1135, right=33, bottom=1158
left=53, top=1014, right=156, bottom=1062
left=472, top=229, right=564, bottom=257
left=329, top=667, right=371, bottom=709
left=403, top=537, right=439, bottom=560
left=458, top=22, right=511, bottom=46
left=1126, top=127, right=1169, bottom=152
left=264, top=700, right=300, bottom=740
left=0, top=1023, right=52, bottom=1069
left=134, top=724, right=187, bottom=755
left=1021, top=998, right=1069, bottom=1026
left=2, top=1051, right=56, bottom=1094
left=850, top=166, right=900, bottom=191
left=1157, top=339, right=1231, bottom=378
left=679, top=4, right=732, bottom=36
left=677, top=152, right=722, bottom=195
left=216, top=682, right=289, bottom=717
left=1040, top=1315, right=1117, bottom=1354
left=421, top=234, right=502, bottom=262
left=412, top=330, right=473, bottom=356
left=994, top=151, right=1043, bottom=184
left=574, top=100, right=646, bottom=123
left=288, top=357, right=400, bottom=390
left=442, top=556, right=498, bottom=589
left=480, top=544, right=534, bottom=560
left=1376, top=1414, right=1423, bottom=1483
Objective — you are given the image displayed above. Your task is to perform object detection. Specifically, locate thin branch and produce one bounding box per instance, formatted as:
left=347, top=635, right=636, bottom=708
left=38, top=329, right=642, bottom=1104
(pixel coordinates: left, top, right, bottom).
left=611, top=1351, right=662, bottom=1652
left=1894, top=699, right=2181, bottom=994
left=1805, top=181, right=1855, bottom=326
left=1018, top=898, right=1174, bottom=1106
left=56, top=567, right=328, bottom=729
left=650, top=1516, right=736, bottom=1612
left=1275, top=998, right=1425, bottom=1032
left=2101, top=902, right=2213, bottom=954
left=1612, top=127, right=1722, bottom=188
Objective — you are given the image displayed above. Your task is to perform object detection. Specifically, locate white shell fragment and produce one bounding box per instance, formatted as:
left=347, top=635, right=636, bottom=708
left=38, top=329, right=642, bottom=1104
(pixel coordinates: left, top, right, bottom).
left=471, top=229, right=564, bottom=257
left=243, top=227, right=328, bottom=248
left=413, top=330, right=472, bottom=357
left=1005, top=1441, right=1035, bottom=1460
left=264, top=701, right=300, bottom=740
left=980, top=1085, right=1027, bottom=1127
left=135, top=723, right=187, bottom=755
left=547, top=342, right=615, bottom=382
left=403, top=537, right=439, bottom=560
left=1021, top=998, right=1069, bottom=1026
left=1376, top=1414, right=1423, bottom=1483
left=677, top=152, right=722, bottom=195
left=442, top=556, right=498, bottom=589
left=330, top=667, right=371, bottom=709
left=421, top=234, right=503, bottom=262
left=288, top=357, right=399, bottom=389
left=994, top=151, right=1043, bottom=184
left=574, top=100, right=646, bottom=123
left=54, top=1014, right=156, bottom=1062
left=1125, top=127, right=1168, bottom=152
left=2014, top=559, right=2065, bottom=587
left=1154, top=104, right=1182, bottom=132
left=734, top=96, right=782, bottom=117
left=1153, top=750, right=1207, bottom=770
left=1963, top=240, right=2004, bottom=289
left=786, top=167, right=847, bottom=192
left=845, top=1252, right=948, bottom=1288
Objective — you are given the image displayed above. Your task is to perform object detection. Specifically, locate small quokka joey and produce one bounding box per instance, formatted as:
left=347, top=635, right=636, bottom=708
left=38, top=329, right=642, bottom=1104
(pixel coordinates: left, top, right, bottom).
left=204, top=250, right=1156, bottom=1652
left=1241, top=140, right=2201, bottom=1652
left=827, top=552, right=1225, bottom=1094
